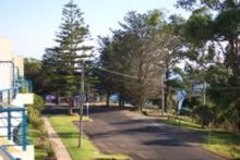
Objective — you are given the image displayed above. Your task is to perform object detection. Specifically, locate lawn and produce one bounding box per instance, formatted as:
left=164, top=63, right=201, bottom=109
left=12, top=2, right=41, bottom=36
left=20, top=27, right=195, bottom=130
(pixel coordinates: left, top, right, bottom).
left=28, top=125, right=47, bottom=160
left=49, top=115, right=130, bottom=160
left=203, top=130, right=240, bottom=159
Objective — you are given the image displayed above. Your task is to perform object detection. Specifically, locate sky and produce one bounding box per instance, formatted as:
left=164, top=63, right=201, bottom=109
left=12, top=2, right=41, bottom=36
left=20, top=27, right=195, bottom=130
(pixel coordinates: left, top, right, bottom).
left=0, top=0, right=188, bottom=59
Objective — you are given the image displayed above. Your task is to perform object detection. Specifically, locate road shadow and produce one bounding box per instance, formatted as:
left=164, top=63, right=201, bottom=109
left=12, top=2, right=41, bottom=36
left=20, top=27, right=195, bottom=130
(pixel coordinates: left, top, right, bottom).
left=83, top=117, right=206, bottom=148
left=42, top=105, right=130, bottom=115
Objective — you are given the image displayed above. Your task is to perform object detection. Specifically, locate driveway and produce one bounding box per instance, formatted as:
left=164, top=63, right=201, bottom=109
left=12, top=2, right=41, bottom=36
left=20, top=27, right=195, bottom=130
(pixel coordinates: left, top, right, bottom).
left=83, top=107, right=224, bottom=160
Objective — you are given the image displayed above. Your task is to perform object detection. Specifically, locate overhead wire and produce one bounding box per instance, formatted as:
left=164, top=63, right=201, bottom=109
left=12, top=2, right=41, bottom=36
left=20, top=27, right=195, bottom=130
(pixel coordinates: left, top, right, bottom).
left=92, top=67, right=132, bottom=83
left=94, top=66, right=240, bottom=91
left=95, top=67, right=164, bottom=84
left=97, top=67, right=139, bottom=79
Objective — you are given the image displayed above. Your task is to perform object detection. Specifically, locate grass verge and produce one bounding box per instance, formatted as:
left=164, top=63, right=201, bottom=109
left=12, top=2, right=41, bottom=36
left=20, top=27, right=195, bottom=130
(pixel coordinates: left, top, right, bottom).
left=203, top=130, right=240, bottom=159
left=29, top=125, right=47, bottom=160
left=49, top=115, right=130, bottom=160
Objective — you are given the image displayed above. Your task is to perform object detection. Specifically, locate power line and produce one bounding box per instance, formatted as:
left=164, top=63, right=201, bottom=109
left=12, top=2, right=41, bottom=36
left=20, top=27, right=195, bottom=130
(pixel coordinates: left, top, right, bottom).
left=96, top=67, right=163, bottom=83
left=97, top=67, right=139, bottom=79
left=94, top=67, right=240, bottom=90
left=92, top=68, right=132, bottom=83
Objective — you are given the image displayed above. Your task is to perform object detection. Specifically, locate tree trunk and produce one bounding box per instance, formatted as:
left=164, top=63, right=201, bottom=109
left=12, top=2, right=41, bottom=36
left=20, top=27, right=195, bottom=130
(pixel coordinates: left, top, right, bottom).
left=118, top=92, right=124, bottom=107
left=164, top=70, right=170, bottom=113
left=164, top=85, right=169, bottom=112
left=138, top=97, right=145, bottom=113
left=106, top=90, right=110, bottom=107
left=118, top=92, right=121, bottom=107
left=121, top=98, right=125, bottom=107
left=140, top=103, right=144, bottom=113
left=56, top=90, right=60, bottom=105
left=68, top=94, right=73, bottom=115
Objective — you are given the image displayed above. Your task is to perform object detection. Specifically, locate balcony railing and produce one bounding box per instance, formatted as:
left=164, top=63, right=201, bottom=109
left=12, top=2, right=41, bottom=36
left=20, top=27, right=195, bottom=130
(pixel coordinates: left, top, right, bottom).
left=0, top=61, right=32, bottom=159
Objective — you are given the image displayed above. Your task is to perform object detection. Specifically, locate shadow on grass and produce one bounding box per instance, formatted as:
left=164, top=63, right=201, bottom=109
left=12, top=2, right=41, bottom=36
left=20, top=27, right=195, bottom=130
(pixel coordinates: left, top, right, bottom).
left=29, top=131, right=42, bottom=138
left=205, top=130, right=240, bottom=145
left=48, top=131, right=79, bottom=139
left=35, top=154, right=47, bottom=160
left=158, top=118, right=204, bottom=131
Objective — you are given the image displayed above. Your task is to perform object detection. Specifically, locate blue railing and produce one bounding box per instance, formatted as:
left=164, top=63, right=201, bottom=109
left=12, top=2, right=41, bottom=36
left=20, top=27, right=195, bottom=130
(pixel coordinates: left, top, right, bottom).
left=0, top=60, right=31, bottom=159
left=0, top=106, right=28, bottom=151
left=0, top=78, right=32, bottom=104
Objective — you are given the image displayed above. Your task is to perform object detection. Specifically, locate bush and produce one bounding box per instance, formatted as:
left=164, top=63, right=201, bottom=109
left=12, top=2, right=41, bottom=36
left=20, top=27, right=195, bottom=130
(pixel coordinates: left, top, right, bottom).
left=28, top=106, right=40, bottom=120
left=33, top=94, right=45, bottom=111
left=46, top=143, right=56, bottom=159
left=32, top=118, right=44, bottom=130
left=193, top=104, right=215, bottom=128
left=28, top=94, right=45, bottom=130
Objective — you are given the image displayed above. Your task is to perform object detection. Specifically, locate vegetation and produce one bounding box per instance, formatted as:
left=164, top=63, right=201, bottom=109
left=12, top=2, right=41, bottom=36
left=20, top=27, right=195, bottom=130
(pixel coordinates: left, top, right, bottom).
left=94, top=0, right=240, bottom=132
left=29, top=125, right=47, bottom=160
left=96, top=10, right=185, bottom=111
left=23, top=0, right=240, bottom=131
left=49, top=115, right=130, bottom=160
left=25, top=0, right=240, bottom=159
left=43, top=0, right=92, bottom=114
left=173, top=0, right=240, bottom=131
left=28, top=94, right=56, bottom=160
left=204, top=130, right=240, bottom=158
left=24, top=58, right=43, bottom=94
left=28, top=94, right=44, bottom=129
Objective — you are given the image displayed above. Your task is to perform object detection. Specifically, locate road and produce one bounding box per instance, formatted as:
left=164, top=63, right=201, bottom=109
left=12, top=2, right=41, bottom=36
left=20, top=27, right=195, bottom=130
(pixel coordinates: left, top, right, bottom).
left=83, top=107, right=224, bottom=160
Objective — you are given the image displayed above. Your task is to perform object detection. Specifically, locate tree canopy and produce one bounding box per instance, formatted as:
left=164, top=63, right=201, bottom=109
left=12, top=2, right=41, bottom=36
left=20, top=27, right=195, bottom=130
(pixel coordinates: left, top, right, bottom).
left=41, top=0, right=92, bottom=114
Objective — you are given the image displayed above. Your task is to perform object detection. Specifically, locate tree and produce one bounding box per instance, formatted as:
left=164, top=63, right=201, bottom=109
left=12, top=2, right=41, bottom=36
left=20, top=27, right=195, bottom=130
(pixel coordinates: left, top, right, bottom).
left=24, top=58, right=43, bottom=94
left=157, top=15, right=186, bottom=112
left=177, top=0, right=240, bottom=130
left=97, top=10, right=185, bottom=111
left=42, top=0, right=92, bottom=114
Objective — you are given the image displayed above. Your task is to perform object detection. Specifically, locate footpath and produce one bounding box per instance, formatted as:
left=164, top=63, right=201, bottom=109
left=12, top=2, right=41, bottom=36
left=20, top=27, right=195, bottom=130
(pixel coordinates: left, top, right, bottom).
left=42, top=117, right=72, bottom=160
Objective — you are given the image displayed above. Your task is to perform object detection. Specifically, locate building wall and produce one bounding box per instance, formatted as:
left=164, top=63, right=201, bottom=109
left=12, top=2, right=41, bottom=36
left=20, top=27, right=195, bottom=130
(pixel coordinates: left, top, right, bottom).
left=0, top=39, right=13, bottom=61
left=0, top=39, right=34, bottom=160
left=13, top=55, right=24, bottom=77
left=0, top=39, right=24, bottom=89
left=0, top=63, right=12, bottom=90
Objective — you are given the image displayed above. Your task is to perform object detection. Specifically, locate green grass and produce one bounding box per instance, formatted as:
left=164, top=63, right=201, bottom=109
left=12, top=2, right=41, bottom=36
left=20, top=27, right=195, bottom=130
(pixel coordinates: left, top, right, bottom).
left=159, top=116, right=205, bottom=131
left=49, top=115, right=130, bottom=160
left=29, top=125, right=47, bottom=160
left=203, top=130, right=240, bottom=159
left=158, top=115, right=240, bottom=159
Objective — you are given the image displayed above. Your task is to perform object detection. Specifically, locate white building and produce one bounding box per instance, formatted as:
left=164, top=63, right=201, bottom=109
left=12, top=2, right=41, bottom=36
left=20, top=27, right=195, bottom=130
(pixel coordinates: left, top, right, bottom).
left=0, top=39, right=34, bottom=160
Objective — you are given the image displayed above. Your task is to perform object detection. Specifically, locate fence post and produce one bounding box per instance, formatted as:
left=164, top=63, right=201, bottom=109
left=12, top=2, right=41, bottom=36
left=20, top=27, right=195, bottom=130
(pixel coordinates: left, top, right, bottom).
left=7, top=111, right=11, bottom=140
left=22, top=110, right=27, bottom=151
left=0, top=92, right=2, bottom=102
left=7, top=90, right=11, bottom=104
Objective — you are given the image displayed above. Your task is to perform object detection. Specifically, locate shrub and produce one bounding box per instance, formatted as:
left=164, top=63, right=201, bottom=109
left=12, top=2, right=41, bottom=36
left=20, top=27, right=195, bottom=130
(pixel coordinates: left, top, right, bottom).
left=32, top=118, right=44, bottom=130
left=28, top=106, right=43, bottom=129
left=28, top=106, right=40, bottom=120
left=46, top=143, right=56, bottom=158
left=33, top=94, right=45, bottom=111
left=193, top=104, right=215, bottom=128
left=27, top=94, right=46, bottom=130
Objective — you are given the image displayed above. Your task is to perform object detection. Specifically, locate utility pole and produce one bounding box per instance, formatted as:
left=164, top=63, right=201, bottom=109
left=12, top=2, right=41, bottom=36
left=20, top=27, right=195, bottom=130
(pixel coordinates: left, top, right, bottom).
left=203, top=81, right=206, bottom=105
left=161, top=72, right=165, bottom=116
left=159, top=62, right=166, bottom=115
left=161, top=75, right=165, bottom=115
left=78, top=60, right=85, bottom=148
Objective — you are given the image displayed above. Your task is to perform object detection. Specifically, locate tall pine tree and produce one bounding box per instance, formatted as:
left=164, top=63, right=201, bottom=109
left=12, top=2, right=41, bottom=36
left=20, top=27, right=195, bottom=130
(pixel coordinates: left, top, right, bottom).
left=43, top=0, right=92, bottom=114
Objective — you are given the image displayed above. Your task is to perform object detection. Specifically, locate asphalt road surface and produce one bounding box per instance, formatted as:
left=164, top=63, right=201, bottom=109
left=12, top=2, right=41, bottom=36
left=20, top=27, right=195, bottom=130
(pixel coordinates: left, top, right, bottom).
left=83, top=107, right=224, bottom=160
